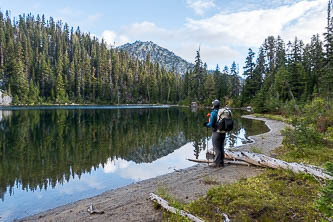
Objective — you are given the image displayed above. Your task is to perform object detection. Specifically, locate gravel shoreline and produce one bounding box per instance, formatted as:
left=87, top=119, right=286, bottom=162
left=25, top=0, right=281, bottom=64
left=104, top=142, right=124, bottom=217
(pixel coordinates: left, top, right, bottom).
left=20, top=115, right=288, bottom=222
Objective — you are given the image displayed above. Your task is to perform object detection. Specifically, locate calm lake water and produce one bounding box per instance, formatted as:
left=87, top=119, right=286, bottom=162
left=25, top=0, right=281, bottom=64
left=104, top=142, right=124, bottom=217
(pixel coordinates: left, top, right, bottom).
left=0, top=106, right=269, bottom=221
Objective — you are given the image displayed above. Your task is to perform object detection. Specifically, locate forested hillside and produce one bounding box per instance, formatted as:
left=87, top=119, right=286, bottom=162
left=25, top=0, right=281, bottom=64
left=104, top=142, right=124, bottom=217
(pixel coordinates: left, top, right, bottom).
left=0, top=12, right=183, bottom=104
left=241, top=1, right=333, bottom=111
left=6, top=1, right=333, bottom=108
left=0, top=11, right=242, bottom=105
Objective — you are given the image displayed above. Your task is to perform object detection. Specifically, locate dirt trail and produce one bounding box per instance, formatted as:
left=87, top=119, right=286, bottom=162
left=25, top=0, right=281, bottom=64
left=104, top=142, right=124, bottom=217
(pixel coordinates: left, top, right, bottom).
left=20, top=115, right=288, bottom=222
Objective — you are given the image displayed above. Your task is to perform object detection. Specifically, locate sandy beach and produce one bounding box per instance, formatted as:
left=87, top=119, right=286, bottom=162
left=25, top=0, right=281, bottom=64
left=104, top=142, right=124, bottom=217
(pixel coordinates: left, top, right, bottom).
left=20, top=115, right=288, bottom=222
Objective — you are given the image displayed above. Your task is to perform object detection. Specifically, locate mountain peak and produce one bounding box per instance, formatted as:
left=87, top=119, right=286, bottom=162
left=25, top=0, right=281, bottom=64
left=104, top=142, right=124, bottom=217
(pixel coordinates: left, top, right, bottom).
left=118, top=41, right=193, bottom=74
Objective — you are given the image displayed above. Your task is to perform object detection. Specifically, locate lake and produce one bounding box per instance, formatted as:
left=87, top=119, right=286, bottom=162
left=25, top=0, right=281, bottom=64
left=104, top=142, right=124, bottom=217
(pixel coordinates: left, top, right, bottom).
left=0, top=106, right=269, bottom=221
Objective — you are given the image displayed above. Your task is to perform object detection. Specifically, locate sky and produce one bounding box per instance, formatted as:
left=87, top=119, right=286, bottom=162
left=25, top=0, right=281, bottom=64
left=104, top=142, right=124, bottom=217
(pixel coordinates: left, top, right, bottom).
left=0, top=0, right=328, bottom=72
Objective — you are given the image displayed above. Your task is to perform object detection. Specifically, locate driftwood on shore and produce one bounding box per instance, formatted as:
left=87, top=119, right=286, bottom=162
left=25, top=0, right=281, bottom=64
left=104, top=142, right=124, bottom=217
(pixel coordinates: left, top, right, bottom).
left=150, top=193, right=231, bottom=222
left=224, top=150, right=333, bottom=180
left=149, top=193, right=205, bottom=222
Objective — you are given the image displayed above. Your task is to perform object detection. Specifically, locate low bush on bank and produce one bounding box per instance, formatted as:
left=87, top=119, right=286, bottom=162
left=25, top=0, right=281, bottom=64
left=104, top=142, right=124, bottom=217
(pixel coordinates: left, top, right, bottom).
left=271, top=98, right=333, bottom=219
left=253, top=113, right=290, bottom=123
left=275, top=143, right=333, bottom=166
left=317, top=162, right=333, bottom=219
left=162, top=170, right=322, bottom=221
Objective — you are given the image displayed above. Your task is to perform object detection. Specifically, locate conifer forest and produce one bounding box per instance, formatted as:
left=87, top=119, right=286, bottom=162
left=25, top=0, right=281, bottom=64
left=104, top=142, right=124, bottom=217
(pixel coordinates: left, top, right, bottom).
left=0, top=10, right=239, bottom=105
left=1, top=0, right=333, bottom=221
left=1, top=3, right=332, bottom=108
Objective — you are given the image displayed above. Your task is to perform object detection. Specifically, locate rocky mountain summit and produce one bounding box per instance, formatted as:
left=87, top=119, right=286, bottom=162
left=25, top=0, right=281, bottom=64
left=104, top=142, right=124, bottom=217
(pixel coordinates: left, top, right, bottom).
left=118, top=41, right=193, bottom=74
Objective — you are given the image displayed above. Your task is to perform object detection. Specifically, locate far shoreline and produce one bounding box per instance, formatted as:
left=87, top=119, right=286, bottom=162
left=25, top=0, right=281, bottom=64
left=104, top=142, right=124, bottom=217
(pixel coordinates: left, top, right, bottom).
left=0, top=104, right=179, bottom=110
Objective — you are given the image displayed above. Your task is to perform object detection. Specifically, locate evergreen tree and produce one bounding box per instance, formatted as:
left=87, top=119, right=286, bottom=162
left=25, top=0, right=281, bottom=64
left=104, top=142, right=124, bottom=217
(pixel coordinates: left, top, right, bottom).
left=192, top=49, right=204, bottom=101
left=324, top=0, right=333, bottom=99
left=230, top=61, right=240, bottom=97
left=242, top=48, right=256, bottom=103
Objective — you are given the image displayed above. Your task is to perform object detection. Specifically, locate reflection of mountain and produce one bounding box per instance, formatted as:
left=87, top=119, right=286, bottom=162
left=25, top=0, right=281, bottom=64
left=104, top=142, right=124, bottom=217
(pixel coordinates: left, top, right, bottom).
left=126, top=132, right=187, bottom=163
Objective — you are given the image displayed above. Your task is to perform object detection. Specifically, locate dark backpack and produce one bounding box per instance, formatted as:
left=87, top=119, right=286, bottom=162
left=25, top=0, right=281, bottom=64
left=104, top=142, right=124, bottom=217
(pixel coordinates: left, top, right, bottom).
left=216, top=109, right=234, bottom=132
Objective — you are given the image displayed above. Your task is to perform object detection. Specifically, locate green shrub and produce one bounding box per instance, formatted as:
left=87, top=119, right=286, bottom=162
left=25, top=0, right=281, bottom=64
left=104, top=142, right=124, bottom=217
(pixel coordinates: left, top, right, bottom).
left=282, top=119, right=323, bottom=149
left=317, top=162, right=333, bottom=219
left=252, top=91, right=267, bottom=113
left=178, top=97, right=192, bottom=106
left=187, top=169, right=321, bottom=221
left=280, top=100, right=300, bottom=117
left=263, top=97, right=281, bottom=114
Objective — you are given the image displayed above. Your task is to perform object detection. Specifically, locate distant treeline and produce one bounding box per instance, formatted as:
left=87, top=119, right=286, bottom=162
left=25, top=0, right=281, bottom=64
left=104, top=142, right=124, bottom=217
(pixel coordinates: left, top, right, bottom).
left=241, top=1, right=333, bottom=112
left=0, top=10, right=242, bottom=105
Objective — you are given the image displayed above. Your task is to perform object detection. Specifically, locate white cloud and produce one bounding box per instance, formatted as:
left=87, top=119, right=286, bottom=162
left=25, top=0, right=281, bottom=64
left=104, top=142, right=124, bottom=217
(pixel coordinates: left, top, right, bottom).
left=123, top=21, right=174, bottom=41
left=100, top=0, right=327, bottom=69
left=186, top=0, right=216, bottom=16
left=102, top=30, right=130, bottom=47
left=280, top=0, right=326, bottom=42
left=186, top=0, right=325, bottom=47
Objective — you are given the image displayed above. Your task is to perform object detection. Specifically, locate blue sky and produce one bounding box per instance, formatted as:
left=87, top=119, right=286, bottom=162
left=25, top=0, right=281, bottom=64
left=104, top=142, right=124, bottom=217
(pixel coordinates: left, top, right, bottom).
left=0, top=0, right=327, bottom=71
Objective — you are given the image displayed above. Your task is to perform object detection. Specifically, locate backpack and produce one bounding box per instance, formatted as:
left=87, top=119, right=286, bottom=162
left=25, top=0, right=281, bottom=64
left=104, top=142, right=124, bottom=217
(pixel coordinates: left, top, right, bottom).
left=216, top=109, right=233, bottom=132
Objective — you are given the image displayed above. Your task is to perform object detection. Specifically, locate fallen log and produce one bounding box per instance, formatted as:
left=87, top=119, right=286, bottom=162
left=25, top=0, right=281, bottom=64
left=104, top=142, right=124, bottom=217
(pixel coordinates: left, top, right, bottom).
left=149, top=193, right=205, bottom=222
left=187, top=158, right=250, bottom=166
left=224, top=150, right=333, bottom=180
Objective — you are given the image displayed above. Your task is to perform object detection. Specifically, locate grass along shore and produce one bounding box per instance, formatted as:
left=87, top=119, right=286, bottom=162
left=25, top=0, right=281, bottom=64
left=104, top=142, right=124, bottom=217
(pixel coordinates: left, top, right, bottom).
left=159, top=99, right=333, bottom=221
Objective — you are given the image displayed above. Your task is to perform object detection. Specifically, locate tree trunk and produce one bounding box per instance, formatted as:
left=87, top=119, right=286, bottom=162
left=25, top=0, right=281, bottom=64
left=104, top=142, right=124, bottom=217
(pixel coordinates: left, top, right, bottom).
left=167, top=86, right=171, bottom=103
left=147, top=84, right=150, bottom=103
left=224, top=150, right=333, bottom=180
left=149, top=193, right=205, bottom=222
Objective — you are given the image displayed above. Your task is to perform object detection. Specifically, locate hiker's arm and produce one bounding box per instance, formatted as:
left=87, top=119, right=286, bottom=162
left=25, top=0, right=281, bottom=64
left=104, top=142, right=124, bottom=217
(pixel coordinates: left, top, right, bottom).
left=206, top=112, right=215, bottom=128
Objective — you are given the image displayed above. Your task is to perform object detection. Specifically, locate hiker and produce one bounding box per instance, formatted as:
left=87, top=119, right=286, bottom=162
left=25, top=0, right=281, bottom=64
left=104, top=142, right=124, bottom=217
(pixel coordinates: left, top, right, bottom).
left=203, top=99, right=226, bottom=167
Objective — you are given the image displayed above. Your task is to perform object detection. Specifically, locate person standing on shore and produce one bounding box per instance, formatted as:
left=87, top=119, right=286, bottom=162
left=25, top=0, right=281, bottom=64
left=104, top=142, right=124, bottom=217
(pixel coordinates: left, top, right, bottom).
left=203, top=99, right=226, bottom=167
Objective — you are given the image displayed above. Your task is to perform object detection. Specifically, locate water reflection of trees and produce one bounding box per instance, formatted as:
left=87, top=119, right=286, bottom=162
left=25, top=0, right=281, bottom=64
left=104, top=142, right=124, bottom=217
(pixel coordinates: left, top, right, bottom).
left=192, top=134, right=207, bottom=159
left=0, top=108, right=209, bottom=200
left=0, top=109, right=269, bottom=200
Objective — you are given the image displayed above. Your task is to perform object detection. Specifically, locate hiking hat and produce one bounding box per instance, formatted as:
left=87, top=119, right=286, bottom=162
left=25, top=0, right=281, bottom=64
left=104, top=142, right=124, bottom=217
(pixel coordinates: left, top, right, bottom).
left=212, top=99, right=220, bottom=109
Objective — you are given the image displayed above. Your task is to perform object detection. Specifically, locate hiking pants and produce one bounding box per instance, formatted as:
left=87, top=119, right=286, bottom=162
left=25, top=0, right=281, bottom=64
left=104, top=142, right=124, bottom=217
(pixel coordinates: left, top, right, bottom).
left=212, top=131, right=226, bottom=166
